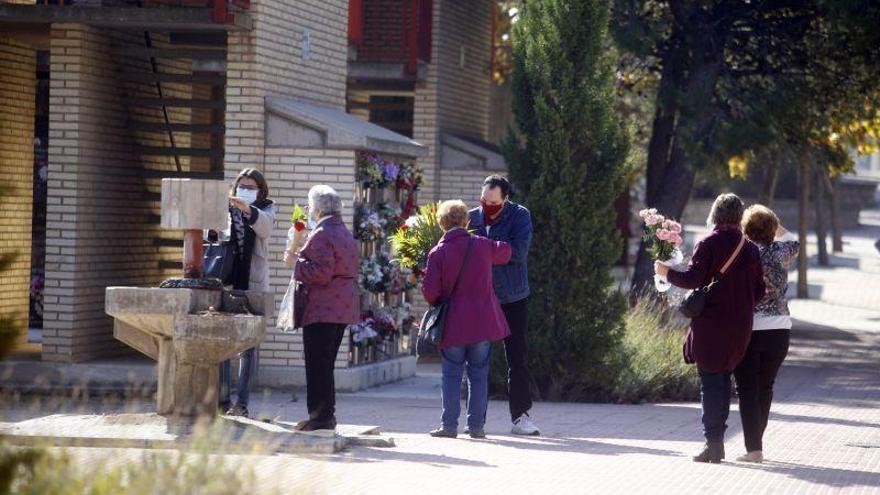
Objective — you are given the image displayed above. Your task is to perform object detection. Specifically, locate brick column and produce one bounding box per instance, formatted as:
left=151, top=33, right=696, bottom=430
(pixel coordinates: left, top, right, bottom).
left=42, top=25, right=156, bottom=362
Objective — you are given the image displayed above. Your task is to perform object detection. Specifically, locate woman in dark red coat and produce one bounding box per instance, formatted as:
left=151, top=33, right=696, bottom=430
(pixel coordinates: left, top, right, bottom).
left=292, top=185, right=360, bottom=432
left=422, top=200, right=511, bottom=439
left=655, top=193, right=765, bottom=463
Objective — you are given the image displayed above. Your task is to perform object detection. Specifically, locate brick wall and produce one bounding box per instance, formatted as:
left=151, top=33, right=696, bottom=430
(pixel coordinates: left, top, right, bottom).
left=357, top=0, right=409, bottom=63
left=438, top=168, right=505, bottom=209
left=225, top=0, right=349, bottom=176
left=412, top=0, right=494, bottom=205
left=256, top=0, right=348, bottom=108
left=261, top=148, right=356, bottom=370
left=0, top=36, right=35, bottom=349
left=42, top=25, right=162, bottom=362
left=435, top=0, right=492, bottom=140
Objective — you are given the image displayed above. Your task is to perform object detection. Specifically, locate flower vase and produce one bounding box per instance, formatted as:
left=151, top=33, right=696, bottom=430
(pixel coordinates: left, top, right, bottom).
left=654, top=248, right=684, bottom=293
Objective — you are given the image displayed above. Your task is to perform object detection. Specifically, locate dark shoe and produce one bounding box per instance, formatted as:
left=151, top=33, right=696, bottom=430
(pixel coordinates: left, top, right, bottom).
left=468, top=429, right=486, bottom=439
left=693, top=442, right=725, bottom=463
left=225, top=404, right=249, bottom=418
left=429, top=428, right=457, bottom=438
left=299, top=419, right=337, bottom=432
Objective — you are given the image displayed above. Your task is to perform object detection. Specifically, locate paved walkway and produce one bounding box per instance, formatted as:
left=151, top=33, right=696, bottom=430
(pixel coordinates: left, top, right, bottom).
left=3, top=218, right=880, bottom=494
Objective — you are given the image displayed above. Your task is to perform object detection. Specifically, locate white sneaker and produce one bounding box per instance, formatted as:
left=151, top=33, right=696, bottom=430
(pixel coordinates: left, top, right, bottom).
left=511, top=413, right=540, bottom=436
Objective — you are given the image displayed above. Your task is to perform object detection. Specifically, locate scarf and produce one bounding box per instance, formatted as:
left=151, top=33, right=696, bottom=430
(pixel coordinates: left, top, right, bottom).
left=229, top=198, right=273, bottom=291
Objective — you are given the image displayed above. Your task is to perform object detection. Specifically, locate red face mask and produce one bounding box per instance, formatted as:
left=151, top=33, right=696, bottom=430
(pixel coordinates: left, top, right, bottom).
left=481, top=200, right=504, bottom=220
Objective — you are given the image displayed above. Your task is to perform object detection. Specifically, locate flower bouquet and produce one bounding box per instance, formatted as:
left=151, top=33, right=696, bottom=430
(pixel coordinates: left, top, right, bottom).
left=350, top=317, right=379, bottom=347
left=389, top=203, right=443, bottom=277
left=639, top=208, right=684, bottom=293
left=396, top=162, right=424, bottom=218
left=358, top=253, right=393, bottom=293
left=357, top=152, right=400, bottom=189
left=290, top=203, right=308, bottom=232
left=355, top=204, right=384, bottom=242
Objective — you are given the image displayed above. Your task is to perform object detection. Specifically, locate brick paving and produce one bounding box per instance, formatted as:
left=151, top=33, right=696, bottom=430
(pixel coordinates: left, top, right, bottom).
left=3, top=220, right=880, bottom=494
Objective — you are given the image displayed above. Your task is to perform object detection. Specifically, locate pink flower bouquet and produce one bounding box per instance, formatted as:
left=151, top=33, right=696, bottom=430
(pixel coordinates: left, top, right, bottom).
left=639, top=208, right=684, bottom=292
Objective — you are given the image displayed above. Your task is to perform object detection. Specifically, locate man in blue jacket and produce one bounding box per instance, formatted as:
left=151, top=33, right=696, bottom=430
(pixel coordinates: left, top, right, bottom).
left=468, top=175, right=539, bottom=436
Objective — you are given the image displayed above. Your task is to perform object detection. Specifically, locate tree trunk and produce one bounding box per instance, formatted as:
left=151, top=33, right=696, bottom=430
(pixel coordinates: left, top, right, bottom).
left=813, top=166, right=829, bottom=266
left=825, top=174, right=844, bottom=252
left=797, top=150, right=811, bottom=298
left=759, top=161, right=779, bottom=208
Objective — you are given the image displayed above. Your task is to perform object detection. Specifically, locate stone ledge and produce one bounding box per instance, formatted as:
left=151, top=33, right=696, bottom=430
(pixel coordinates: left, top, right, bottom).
left=258, top=355, right=417, bottom=392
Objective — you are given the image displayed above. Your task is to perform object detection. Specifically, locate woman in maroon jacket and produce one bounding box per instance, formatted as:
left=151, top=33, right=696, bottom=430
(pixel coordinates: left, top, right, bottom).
left=292, top=185, right=360, bottom=432
left=655, top=193, right=765, bottom=463
left=422, top=200, right=512, bottom=439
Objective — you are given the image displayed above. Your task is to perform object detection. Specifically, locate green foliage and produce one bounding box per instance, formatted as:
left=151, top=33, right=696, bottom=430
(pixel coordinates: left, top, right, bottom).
left=611, top=300, right=700, bottom=403
left=3, top=443, right=263, bottom=495
left=0, top=183, right=17, bottom=361
left=503, top=0, right=630, bottom=400
left=389, top=203, right=442, bottom=273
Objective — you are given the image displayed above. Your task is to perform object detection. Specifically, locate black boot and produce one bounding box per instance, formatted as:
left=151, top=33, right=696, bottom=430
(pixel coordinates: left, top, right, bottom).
left=693, top=442, right=725, bottom=463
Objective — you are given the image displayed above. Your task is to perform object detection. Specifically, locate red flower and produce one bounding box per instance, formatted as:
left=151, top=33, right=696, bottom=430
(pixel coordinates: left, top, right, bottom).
left=294, top=221, right=306, bottom=232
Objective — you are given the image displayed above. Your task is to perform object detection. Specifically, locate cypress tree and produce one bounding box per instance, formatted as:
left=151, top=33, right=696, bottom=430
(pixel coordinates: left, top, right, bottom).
left=503, top=0, right=629, bottom=400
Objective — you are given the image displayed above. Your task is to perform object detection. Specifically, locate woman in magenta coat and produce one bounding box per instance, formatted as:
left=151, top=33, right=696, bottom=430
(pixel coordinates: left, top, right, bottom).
left=292, top=185, right=360, bottom=432
left=421, top=200, right=512, bottom=439
left=655, top=193, right=765, bottom=463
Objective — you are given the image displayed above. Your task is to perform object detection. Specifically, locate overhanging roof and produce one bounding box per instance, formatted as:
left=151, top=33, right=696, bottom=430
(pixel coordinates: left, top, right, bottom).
left=265, top=97, right=427, bottom=158
left=441, top=131, right=506, bottom=171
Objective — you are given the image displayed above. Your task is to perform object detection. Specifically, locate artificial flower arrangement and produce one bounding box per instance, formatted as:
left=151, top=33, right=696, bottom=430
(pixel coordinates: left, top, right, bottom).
left=389, top=203, right=442, bottom=278
left=639, top=208, right=684, bottom=292
left=357, top=152, right=400, bottom=189
left=350, top=316, right=379, bottom=347
left=355, top=203, right=384, bottom=242
left=373, top=303, right=415, bottom=341
left=388, top=262, right=418, bottom=294
left=396, top=162, right=424, bottom=218
left=355, top=202, right=404, bottom=242
left=350, top=303, right=415, bottom=348
left=396, top=162, right=423, bottom=191
left=358, top=252, right=393, bottom=294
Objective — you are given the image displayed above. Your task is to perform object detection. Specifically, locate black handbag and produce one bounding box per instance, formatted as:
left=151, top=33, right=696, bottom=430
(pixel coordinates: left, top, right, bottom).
left=419, top=236, right=473, bottom=347
left=204, top=240, right=234, bottom=284
left=293, top=282, right=308, bottom=330
left=222, top=289, right=257, bottom=315
left=678, top=235, right=746, bottom=319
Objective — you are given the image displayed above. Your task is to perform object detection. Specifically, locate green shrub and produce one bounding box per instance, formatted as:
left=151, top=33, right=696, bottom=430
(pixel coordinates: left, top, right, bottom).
left=503, top=0, right=630, bottom=402
left=611, top=300, right=700, bottom=403
left=2, top=423, right=271, bottom=495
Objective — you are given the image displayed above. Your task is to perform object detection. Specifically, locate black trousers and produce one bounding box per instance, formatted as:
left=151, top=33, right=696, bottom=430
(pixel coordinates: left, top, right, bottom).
left=734, top=329, right=790, bottom=452
left=501, top=298, right=533, bottom=421
left=303, top=323, right=347, bottom=423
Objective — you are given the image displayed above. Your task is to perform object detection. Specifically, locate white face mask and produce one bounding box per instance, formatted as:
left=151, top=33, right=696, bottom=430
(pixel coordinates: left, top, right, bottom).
left=236, top=187, right=258, bottom=205
left=307, top=207, right=319, bottom=229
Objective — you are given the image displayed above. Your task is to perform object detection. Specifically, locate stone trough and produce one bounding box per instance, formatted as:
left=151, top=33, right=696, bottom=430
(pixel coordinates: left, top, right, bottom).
left=105, top=179, right=269, bottom=417
left=106, top=287, right=271, bottom=416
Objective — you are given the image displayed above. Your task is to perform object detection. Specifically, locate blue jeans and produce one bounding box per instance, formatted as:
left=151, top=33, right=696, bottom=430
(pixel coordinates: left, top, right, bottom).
left=699, top=368, right=732, bottom=442
left=219, top=347, right=256, bottom=408
left=440, top=341, right=491, bottom=432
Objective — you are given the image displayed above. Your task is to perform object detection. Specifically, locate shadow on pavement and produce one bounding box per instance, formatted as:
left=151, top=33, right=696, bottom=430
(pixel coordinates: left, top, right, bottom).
left=727, top=460, right=880, bottom=490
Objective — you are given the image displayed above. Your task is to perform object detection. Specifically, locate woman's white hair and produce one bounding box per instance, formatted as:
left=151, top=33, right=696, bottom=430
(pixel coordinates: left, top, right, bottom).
left=308, top=185, right=343, bottom=217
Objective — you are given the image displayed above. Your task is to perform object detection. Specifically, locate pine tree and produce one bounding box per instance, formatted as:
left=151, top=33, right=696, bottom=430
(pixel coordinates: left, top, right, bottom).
left=503, top=0, right=629, bottom=400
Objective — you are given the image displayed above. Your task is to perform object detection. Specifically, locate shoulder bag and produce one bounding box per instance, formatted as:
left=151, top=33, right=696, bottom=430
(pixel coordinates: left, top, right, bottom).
left=418, top=236, right=474, bottom=347
left=678, top=234, right=746, bottom=319
left=204, top=239, right=235, bottom=284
